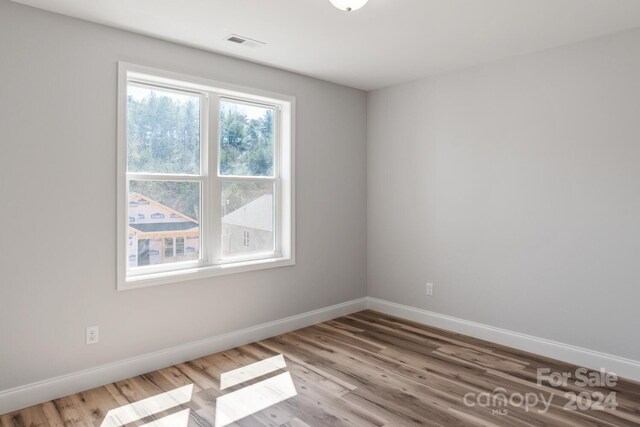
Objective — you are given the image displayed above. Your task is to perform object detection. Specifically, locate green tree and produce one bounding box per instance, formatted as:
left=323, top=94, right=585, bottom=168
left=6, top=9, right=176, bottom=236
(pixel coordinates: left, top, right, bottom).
left=128, top=91, right=274, bottom=219
left=220, top=104, right=273, bottom=176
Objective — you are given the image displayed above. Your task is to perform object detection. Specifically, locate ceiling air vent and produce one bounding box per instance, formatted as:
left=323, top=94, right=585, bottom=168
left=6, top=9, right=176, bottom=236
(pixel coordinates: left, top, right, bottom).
left=225, top=34, right=266, bottom=48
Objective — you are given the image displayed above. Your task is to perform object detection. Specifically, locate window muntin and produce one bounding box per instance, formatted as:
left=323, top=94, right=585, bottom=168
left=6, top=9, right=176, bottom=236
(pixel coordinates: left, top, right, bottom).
left=118, top=64, right=294, bottom=289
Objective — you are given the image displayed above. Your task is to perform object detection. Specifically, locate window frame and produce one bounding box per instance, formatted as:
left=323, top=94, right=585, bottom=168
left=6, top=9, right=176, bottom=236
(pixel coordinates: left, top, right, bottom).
left=117, top=62, right=295, bottom=291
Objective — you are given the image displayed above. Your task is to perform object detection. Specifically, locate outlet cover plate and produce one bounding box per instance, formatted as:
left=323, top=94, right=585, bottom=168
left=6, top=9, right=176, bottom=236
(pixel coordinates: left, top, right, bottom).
left=426, top=282, right=434, bottom=296
left=86, top=326, right=99, bottom=344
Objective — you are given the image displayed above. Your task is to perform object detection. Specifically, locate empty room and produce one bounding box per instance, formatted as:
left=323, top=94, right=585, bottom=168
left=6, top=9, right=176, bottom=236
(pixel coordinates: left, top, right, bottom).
left=1, top=0, right=640, bottom=425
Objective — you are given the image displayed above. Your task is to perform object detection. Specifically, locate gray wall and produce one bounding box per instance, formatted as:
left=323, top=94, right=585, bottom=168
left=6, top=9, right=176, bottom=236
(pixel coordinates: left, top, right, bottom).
left=0, top=0, right=367, bottom=391
left=368, top=28, right=640, bottom=361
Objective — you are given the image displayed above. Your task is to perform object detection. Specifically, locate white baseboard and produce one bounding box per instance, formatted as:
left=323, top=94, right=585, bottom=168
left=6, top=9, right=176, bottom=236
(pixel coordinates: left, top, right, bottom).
left=0, top=297, right=367, bottom=415
left=4, top=296, right=638, bottom=415
left=367, top=297, right=640, bottom=383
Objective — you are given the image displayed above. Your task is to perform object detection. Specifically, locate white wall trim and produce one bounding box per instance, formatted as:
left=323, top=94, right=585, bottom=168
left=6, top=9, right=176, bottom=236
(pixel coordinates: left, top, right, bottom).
left=367, top=297, right=640, bottom=383
left=117, top=62, right=297, bottom=291
left=4, top=296, right=638, bottom=415
left=0, top=297, right=367, bottom=414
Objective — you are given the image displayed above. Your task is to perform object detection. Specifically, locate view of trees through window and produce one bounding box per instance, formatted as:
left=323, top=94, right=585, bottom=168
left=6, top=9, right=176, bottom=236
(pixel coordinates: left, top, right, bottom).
left=220, top=101, right=275, bottom=256
left=127, top=85, right=276, bottom=265
left=219, top=99, right=274, bottom=177
left=127, top=85, right=200, bottom=175
left=127, top=90, right=275, bottom=218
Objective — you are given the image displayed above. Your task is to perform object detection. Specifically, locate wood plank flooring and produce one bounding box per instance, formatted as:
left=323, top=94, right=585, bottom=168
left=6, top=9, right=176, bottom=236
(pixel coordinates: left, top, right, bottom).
left=2, top=310, right=640, bottom=426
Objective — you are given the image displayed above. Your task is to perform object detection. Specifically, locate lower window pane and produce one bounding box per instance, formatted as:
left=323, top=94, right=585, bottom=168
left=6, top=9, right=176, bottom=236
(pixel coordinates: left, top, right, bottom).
left=222, top=181, right=274, bottom=257
left=128, top=180, right=200, bottom=268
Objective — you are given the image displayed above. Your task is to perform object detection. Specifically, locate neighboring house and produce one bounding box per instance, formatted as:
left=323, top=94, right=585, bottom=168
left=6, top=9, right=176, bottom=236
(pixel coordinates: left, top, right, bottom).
left=128, top=192, right=272, bottom=267
left=128, top=193, right=200, bottom=267
left=222, top=194, right=273, bottom=256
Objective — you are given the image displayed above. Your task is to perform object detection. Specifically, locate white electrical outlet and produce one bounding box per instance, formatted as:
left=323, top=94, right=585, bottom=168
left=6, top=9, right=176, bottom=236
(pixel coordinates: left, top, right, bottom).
left=86, top=326, right=99, bottom=344
left=426, top=282, right=434, bottom=296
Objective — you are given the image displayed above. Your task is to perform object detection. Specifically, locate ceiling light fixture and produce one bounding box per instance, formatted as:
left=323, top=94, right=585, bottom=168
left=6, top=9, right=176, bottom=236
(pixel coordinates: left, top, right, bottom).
left=330, top=0, right=369, bottom=12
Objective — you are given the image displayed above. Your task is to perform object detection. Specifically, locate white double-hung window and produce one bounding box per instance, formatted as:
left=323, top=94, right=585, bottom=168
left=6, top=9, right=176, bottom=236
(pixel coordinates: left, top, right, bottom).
left=117, top=63, right=295, bottom=290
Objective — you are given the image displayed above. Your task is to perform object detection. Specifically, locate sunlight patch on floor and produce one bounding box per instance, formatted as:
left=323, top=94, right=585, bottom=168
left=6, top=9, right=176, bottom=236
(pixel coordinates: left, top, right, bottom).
left=215, top=371, right=297, bottom=427
left=100, top=354, right=297, bottom=427
left=100, top=384, right=193, bottom=427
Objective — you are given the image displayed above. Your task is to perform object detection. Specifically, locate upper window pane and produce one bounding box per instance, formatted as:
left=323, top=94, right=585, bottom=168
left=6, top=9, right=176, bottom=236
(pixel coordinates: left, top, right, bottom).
left=219, top=100, right=274, bottom=177
left=127, top=84, right=200, bottom=175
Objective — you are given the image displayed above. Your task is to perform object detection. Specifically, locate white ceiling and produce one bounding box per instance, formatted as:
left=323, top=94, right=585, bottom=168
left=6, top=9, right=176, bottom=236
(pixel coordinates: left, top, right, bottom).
left=11, top=0, right=640, bottom=90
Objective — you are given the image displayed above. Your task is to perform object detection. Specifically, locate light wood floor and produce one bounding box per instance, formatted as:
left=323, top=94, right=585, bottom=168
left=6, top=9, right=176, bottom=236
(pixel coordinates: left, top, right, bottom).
left=3, top=310, right=640, bottom=426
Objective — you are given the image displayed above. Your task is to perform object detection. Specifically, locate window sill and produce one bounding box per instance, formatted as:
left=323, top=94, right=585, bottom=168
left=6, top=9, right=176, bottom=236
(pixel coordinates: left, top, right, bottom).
left=119, top=256, right=295, bottom=291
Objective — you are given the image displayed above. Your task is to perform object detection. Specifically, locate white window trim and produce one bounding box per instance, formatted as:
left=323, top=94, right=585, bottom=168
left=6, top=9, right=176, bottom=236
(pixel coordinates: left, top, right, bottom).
left=117, top=62, right=295, bottom=291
